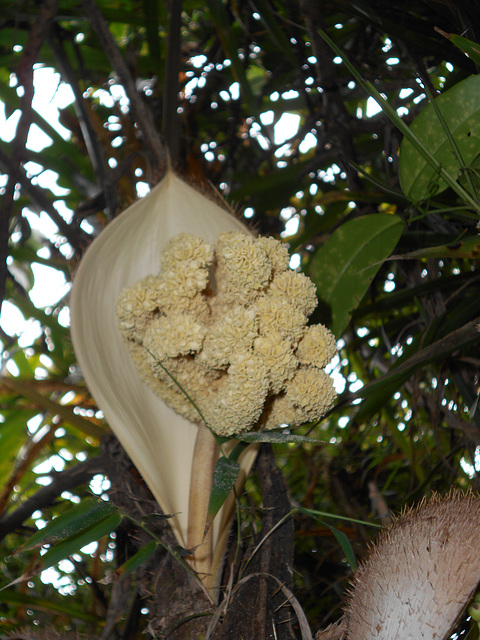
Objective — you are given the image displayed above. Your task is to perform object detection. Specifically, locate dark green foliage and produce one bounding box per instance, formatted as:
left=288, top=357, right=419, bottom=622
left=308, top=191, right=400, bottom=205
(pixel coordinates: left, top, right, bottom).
left=0, top=0, right=479, bottom=637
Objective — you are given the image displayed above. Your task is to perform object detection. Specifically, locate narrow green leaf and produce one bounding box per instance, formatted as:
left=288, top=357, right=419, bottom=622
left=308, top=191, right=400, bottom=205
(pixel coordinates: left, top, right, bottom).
left=2, top=377, right=108, bottom=439
left=238, top=431, right=322, bottom=444
left=309, top=214, right=404, bottom=337
left=20, top=498, right=116, bottom=551
left=399, top=75, right=480, bottom=201
left=40, top=511, right=122, bottom=571
left=207, top=457, right=240, bottom=522
left=450, top=34, right=480, bottom=66
left=0, top=589, right=101, bottom=622
left=11, top=350, right=35, bottom=378
left=100, top=539, right=158, bottom=583
left=0, top=411, right=36, bottom=485
left=299, top=506, right=381, bottom=529
left=436, top=28, right=480, bottom=66
left=392, top=235, right=480, bottom=260
left=324, top=523, right=357, bottom=570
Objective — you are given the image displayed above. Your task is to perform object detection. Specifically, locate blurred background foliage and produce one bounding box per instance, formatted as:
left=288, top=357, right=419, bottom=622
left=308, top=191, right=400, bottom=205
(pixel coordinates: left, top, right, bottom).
left=0, top=0, right=479, bottom=637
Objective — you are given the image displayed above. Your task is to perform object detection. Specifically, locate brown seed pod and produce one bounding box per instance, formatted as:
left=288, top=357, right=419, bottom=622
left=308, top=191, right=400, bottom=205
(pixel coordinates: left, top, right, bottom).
left=344, top=491, right=480, bottom=640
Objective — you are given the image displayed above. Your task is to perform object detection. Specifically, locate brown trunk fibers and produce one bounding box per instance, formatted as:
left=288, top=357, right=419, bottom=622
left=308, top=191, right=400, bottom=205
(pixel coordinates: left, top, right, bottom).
left=104, top=438, right=296, bottom=640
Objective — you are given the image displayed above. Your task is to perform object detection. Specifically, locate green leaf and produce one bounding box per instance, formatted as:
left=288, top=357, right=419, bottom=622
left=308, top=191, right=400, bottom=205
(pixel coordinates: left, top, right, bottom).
left=324, top=523, right=357, bottom=570
left=207, top=457, right=240, bottom=522
left=246, top=64, right=269, bottom=97
left=39, top=511, right=122, bottom=571
left=299, top=506, right=381, bottom=529
left=309, top=214, right=404, bottom=337
left=436, top=28, right=480, bottom=66
left=6, top=504, right=122, bottom=588
left=0, top=589, right=101, bottom=622
left=399, top=75, right=480, bottom=201
left=392, top=235, right=480, bottom=260
left=238, top=431, right=322, bottom=444
left=0, top=410, right=35, bottom=485
left=19, top=498, right=117, bottom=551
left=2, top=378, right=108, bottom=439
left=316, top=28, right=480, bottom=213
left=11, top=350, right=36, bottom=378
left=100, top=539, right=158, bottom=583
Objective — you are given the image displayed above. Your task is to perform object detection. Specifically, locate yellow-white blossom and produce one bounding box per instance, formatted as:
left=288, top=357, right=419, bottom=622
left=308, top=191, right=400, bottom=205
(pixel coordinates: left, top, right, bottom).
left=70, top=171, right=259, bottom=597
left=296, top=324, right=338, bottom=369
left=215, top=231, right=272, bottom=305
left=254, top=235, right=291, bottom=274
left=199, top=306, right=258, bottom=368
left=268, top=270, right=318, bottom=316
left=262, top=367, right=337, bottom=430
left=253, top=332, right=297, bottom=394
left=254, top=296, right=306, bottom=344
left=143, top=313, right=206, bottom=359
left=117, top=229, right=337, bottom=437
left=202, top=352, right=269, bottom=436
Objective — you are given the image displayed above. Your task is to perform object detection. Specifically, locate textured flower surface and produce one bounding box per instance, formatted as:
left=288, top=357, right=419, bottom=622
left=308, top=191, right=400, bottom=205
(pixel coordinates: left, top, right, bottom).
left=70, top=172, right=259, bottom=592
left=116, top=230, right=337, bottom=437
left=345, top=492, right=480, bottom=640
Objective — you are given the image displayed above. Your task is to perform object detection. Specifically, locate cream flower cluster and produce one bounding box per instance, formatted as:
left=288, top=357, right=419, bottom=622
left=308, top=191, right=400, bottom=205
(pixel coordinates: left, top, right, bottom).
left=116, top=231, right=337, bottom=437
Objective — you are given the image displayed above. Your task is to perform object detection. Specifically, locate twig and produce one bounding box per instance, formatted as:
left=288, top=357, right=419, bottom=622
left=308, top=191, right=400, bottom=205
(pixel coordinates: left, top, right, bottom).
left=48, top=26, right=118, bottom=219
left=0, top=145, right=89, bottom=255
left=162, top=0, right=183, bottom=164
left=0, top=0, right=60, bottom=311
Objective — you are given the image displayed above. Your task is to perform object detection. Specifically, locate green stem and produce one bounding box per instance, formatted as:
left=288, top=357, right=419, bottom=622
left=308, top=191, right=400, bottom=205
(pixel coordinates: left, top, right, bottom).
left=298, top=506, right=382, bottom=528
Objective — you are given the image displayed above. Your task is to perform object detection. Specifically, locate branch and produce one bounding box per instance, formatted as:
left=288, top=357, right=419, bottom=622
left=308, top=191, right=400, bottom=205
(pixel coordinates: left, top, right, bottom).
left=81, top=0, right=166, bottom=173
left=0, top=145, right=90, bottom=256
left=0, top=0, right=60, bottom=311
left=162, top=0, right=183, bottom=164
left=48, top=27, right=118, bottom=219
left=0, top=455, right=107, bottom=544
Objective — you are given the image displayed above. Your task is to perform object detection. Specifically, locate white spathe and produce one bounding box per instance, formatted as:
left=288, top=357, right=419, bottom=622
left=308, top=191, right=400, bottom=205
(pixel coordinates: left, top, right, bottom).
left=70, top=171, right=256, bottom=555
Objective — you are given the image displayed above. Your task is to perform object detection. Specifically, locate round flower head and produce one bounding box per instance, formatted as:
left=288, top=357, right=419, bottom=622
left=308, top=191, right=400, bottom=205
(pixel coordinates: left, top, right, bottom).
left=215, top=231, right=272, bottom=305
left=254, top=296, right=307, bottom=344
left=255, top=236, right=290, bottom=275
left=116, top=275, right=163, bottom=341
left=268, top=270, right=318, bottom=317
left=296, top=324, right=338, bottom=369
left=117, top=231, right=337, bottom=436
left=143, top=314, right=206, bottom=359
left=161, top=232, right=214, bottom=271
left=199, top=306, right=258, bottom=368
